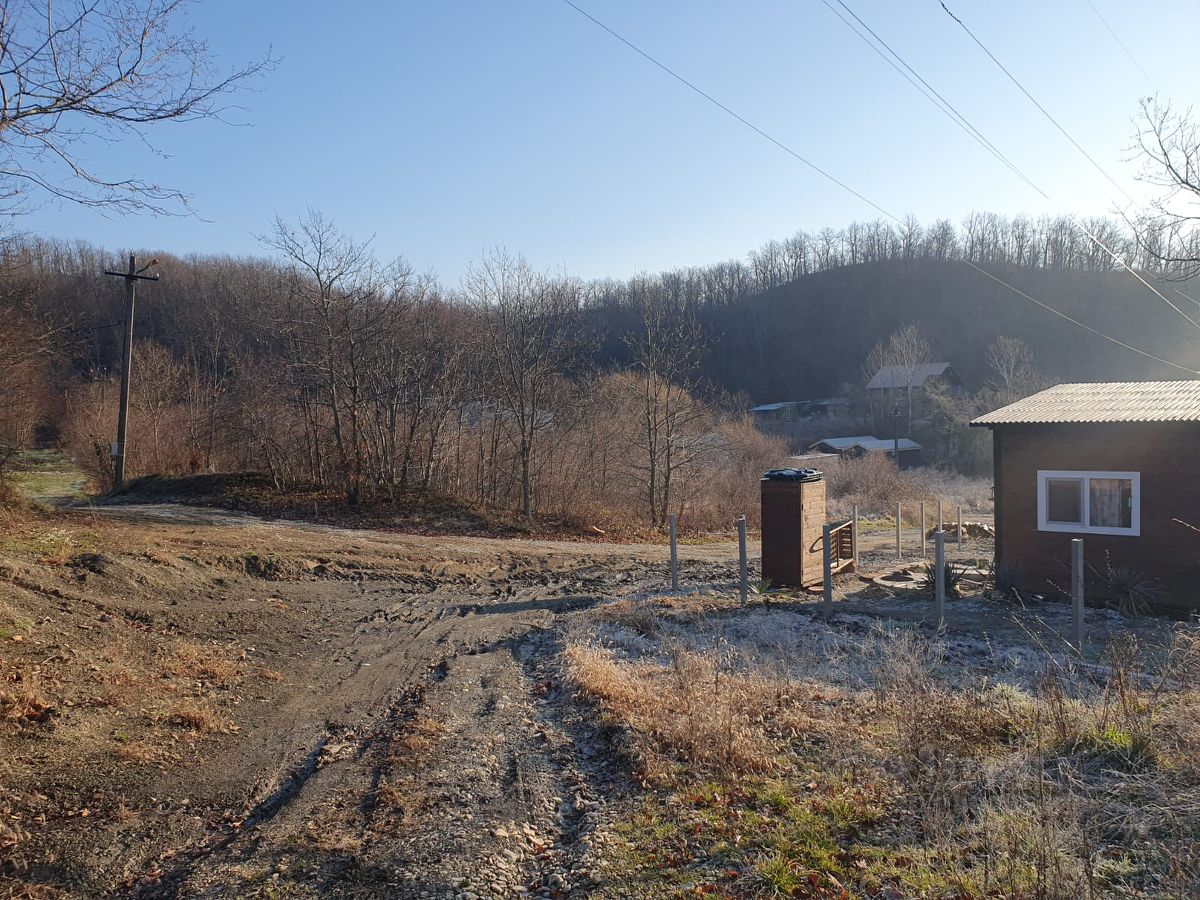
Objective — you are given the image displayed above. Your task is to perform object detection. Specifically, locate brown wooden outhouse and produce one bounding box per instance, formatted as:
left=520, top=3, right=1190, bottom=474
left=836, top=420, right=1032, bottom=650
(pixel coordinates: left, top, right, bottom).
left=971, top=381, right=1200, bottom=612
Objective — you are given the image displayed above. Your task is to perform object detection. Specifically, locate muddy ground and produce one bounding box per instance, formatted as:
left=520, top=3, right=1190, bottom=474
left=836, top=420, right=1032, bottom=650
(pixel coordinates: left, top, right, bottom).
left=2, top=503, right=760, bottom=899
left=1, top=498, right=1085, bottom=900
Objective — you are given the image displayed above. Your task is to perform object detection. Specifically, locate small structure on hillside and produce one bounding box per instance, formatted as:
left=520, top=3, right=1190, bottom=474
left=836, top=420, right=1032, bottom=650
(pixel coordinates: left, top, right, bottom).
left=971, top=381, right=1200, bottom=612
left=751, top=398, right=850, bottom=426
left=809, top=435, right=924, bottom=469
left=867, top=362, right=963, bottom=420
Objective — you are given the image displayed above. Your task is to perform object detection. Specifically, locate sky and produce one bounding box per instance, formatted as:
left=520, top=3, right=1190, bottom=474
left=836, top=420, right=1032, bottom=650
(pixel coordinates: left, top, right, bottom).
left=17, top=0, right=1200, bottom=283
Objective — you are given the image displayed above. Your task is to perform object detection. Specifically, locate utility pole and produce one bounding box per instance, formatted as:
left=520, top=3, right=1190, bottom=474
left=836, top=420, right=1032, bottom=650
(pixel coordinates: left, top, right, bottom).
left=891, top=405, right=902, bottom=468
left=103, top=254, right=159, bottom=491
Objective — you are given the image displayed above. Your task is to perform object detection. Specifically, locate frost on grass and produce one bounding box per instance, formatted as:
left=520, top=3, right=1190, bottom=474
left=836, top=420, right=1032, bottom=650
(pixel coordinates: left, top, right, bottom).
left=566, top=596, right=1200, bottom=898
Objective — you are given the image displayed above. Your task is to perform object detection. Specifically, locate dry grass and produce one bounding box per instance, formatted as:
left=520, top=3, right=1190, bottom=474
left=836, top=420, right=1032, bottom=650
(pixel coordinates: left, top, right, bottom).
left=569, top=599, right=1200, bottom=898
left=0, top=663, right=51, bottom=728
left=163, top=700, right=237, bottom=735
left=822, top=454, right=993, bottom=521
left=160, top=640, right=243, bottom=685
left=566, top=642, right=789, bottom=782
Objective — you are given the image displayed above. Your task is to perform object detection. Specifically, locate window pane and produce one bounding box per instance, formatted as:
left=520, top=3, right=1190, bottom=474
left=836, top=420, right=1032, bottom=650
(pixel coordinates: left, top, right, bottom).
left=1090, top=478, right=1132, bottom=528
left=1046, top=478, right=1083, bottom=524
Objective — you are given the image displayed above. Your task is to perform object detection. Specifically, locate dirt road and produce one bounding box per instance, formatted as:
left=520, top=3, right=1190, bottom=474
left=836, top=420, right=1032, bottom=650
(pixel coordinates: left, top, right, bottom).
left=1, top=504, right=744, bottom=898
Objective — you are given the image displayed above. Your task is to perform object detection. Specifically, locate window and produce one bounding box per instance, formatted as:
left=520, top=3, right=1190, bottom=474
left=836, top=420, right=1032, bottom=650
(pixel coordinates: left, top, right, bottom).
left=1037, top=470, right=1139, bottom=536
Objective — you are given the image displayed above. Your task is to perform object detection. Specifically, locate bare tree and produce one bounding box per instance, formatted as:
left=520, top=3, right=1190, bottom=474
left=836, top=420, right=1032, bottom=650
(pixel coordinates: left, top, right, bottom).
left=986, top=335, right=1040, bottom=404
left=1131, top=99, right=1200, bottom=277
left=0, top=0, right=272, bottom=213
left=467, top=250, right=581, bottom=522
left=262, top=211, right=411, bottom=503
left=863, top=323, right=931, bottom=435
left=625, top=283, right=707, bottom=527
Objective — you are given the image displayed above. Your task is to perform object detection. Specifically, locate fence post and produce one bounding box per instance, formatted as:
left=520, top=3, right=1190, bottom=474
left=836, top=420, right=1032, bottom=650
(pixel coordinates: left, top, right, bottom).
left=822, top=523, right=833, bottom=617
left=669, top=513, right=679, bottom=592
left=895, top=502, right=902, bottom=560
left=934, top=529, right=946, bottom=630
left=737, top=515, right=748, bottom=603
left=1071, top=538, right=1084, bottom=650
left=957, top=504, right=964, bottom=553
left=919, top=500, right=926, bottom=559
left=937, top=500, right=943, bottom=532
left=851, top=503, right=859, bottom=569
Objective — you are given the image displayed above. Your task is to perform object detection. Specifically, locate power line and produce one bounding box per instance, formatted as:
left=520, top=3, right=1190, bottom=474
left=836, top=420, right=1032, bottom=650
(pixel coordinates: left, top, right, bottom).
left=553, top=0, right=1197, bottom=375
left=819, top=0, right=1034, bottom=194
left=938, top=0, right=1135, bottom=205
left=555, top=0, right=900, bottom=224
left=961, top=259, right=1199, bottom=375
left=1082, top=0, right=1154, bottom=87
left=824, top=0, right=1200, bottom=333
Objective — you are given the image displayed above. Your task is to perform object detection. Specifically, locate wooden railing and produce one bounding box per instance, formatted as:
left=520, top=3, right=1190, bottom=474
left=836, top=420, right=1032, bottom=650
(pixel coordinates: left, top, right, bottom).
left=828, top=518, right=855, bottom=573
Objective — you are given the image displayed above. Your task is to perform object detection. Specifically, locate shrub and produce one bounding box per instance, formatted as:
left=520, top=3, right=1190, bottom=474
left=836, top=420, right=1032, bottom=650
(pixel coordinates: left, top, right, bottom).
left=1100, top=556, right=1160, bottom=615
left=919, top=561, right=967, bottom=598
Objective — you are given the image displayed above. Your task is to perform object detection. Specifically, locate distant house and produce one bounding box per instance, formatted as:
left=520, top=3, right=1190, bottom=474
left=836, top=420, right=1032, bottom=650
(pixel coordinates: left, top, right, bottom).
left=808, top=435, right=924, bottom=469
left=867, top=362, right=963, bottom=422
left=751, top=401, right=805, bottom=425
left=971, top=381, right=1200, bottom=611
left=751, top=398, right=850, bottom=426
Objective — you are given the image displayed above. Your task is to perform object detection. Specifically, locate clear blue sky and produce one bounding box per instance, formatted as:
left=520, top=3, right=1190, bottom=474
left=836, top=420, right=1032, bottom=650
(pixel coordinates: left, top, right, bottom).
left=19, top=0, right=1199, bottom=282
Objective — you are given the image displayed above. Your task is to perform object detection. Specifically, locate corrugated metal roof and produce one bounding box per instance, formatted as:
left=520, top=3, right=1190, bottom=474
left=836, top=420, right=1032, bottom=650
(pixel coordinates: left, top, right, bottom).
left=751, top=402, right=798, bottom=412
left=855, top=438, right=923, bottom=452
left=867, top=362, right=952, bottom=390
left=972, top=381, right=1200, bottom=426
left=810, top=436, right=922, bottom=452
left=812, top=435, right=879, bottom=450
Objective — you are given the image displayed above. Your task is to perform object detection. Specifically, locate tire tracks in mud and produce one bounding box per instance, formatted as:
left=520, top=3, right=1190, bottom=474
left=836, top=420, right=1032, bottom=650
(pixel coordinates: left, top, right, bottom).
left=126, top=556, right=701, bottom=899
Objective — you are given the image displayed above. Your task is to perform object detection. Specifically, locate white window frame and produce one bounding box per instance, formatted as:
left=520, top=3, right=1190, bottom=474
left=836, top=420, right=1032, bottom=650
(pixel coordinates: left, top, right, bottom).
left=1036, top=470, right=1140, bottom=537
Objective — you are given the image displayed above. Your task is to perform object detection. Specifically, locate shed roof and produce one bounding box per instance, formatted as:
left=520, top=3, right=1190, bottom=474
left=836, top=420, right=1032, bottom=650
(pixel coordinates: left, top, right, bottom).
left=812, top=435, right=878, bottom=450
left=855, top=438, right=923, bottom=452
left=971, top=381, right=1200, bottom=426
left=751, top=401, right=799, bottom=412
left=867, top=362, right=952, bottom=390
left=811, top=436, right=922, bottom=452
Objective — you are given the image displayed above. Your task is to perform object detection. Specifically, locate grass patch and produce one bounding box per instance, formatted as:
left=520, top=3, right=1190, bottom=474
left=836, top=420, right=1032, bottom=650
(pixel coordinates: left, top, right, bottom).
left=570, top=600, right=1200, bottom=898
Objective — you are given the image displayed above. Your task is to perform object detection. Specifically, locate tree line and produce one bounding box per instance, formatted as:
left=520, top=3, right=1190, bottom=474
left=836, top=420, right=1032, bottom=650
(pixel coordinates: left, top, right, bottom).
left=1, top=209, right=1198, bottom=529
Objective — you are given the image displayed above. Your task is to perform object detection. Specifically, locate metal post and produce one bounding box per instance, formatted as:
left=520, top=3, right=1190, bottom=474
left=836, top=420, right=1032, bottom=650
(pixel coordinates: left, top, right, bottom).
left=895, top=502, right=902, bottom=560
left=957, top=504, right=964, bottom=553
left=668, top=514, right=679, bottom=592
left=934, top=529, right=946, bottom=630
left=737, top=515, right=748, bottom=603
left=113, top=255, right=136, bottom=491
left=919, top=501, right=926, bottom=559
left=104, top=254, right=159, bottom=492
left=822, top=523, right=833, bottom=616
left=937, top=500, right=943, bottom=532
left=1071, top=538, right=1084, bottom=650
left=851, top=503, right=859, bottom=569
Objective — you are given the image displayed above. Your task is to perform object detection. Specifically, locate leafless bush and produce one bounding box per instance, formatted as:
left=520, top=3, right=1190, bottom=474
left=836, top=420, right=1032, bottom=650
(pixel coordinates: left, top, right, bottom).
left=822, top=453, right=992, bottom=520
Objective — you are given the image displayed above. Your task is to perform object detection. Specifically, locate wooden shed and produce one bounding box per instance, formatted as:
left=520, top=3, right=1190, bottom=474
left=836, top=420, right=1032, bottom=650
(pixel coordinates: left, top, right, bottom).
left=971, top=381, right=1200, bottom=612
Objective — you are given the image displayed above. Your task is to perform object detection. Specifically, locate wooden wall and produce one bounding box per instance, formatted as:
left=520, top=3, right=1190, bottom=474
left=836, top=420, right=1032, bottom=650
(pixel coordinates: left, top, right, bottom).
left=992, top=422, right=1200, bottom=611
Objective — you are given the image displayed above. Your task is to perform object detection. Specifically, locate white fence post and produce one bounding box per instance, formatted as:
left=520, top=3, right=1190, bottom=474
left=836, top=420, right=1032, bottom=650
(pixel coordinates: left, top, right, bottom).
left=669, top=513, right=679, bottom=592
left=737, top=515, right=748, bottom=603
left=851, top=503, right=859, bottom=569
left=822, top=523, right=833, bottom=617
left=919, top=500, right=926, bottom=559
left=937, top=500, right=943, bottom=532
left=934, top=529, right=946, bottom=630
left=957, top=504, right=964, bottom=553
left=1071, top=538, right=1085, bottom=649
left=895, top=502, right=902, bottom=560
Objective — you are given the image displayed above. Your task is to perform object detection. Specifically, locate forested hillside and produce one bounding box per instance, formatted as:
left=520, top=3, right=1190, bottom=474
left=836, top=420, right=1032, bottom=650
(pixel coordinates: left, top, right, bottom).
left=2, top=212, right=1196, bottom=528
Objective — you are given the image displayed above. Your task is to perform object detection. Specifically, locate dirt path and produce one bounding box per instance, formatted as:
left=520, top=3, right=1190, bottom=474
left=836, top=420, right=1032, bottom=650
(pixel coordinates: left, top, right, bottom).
left=1, top=504, right=742, bottom=898
left=2, top=499, right=1009, bottom=898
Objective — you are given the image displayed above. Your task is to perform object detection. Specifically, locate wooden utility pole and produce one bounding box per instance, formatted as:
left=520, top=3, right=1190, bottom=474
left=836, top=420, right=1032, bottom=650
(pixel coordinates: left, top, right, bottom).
left=104, top=254, right=159, bottom=491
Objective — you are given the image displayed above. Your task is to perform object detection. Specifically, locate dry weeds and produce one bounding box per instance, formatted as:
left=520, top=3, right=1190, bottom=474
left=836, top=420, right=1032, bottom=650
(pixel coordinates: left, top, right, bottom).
left=568, top=598, right=1200, bottom=897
